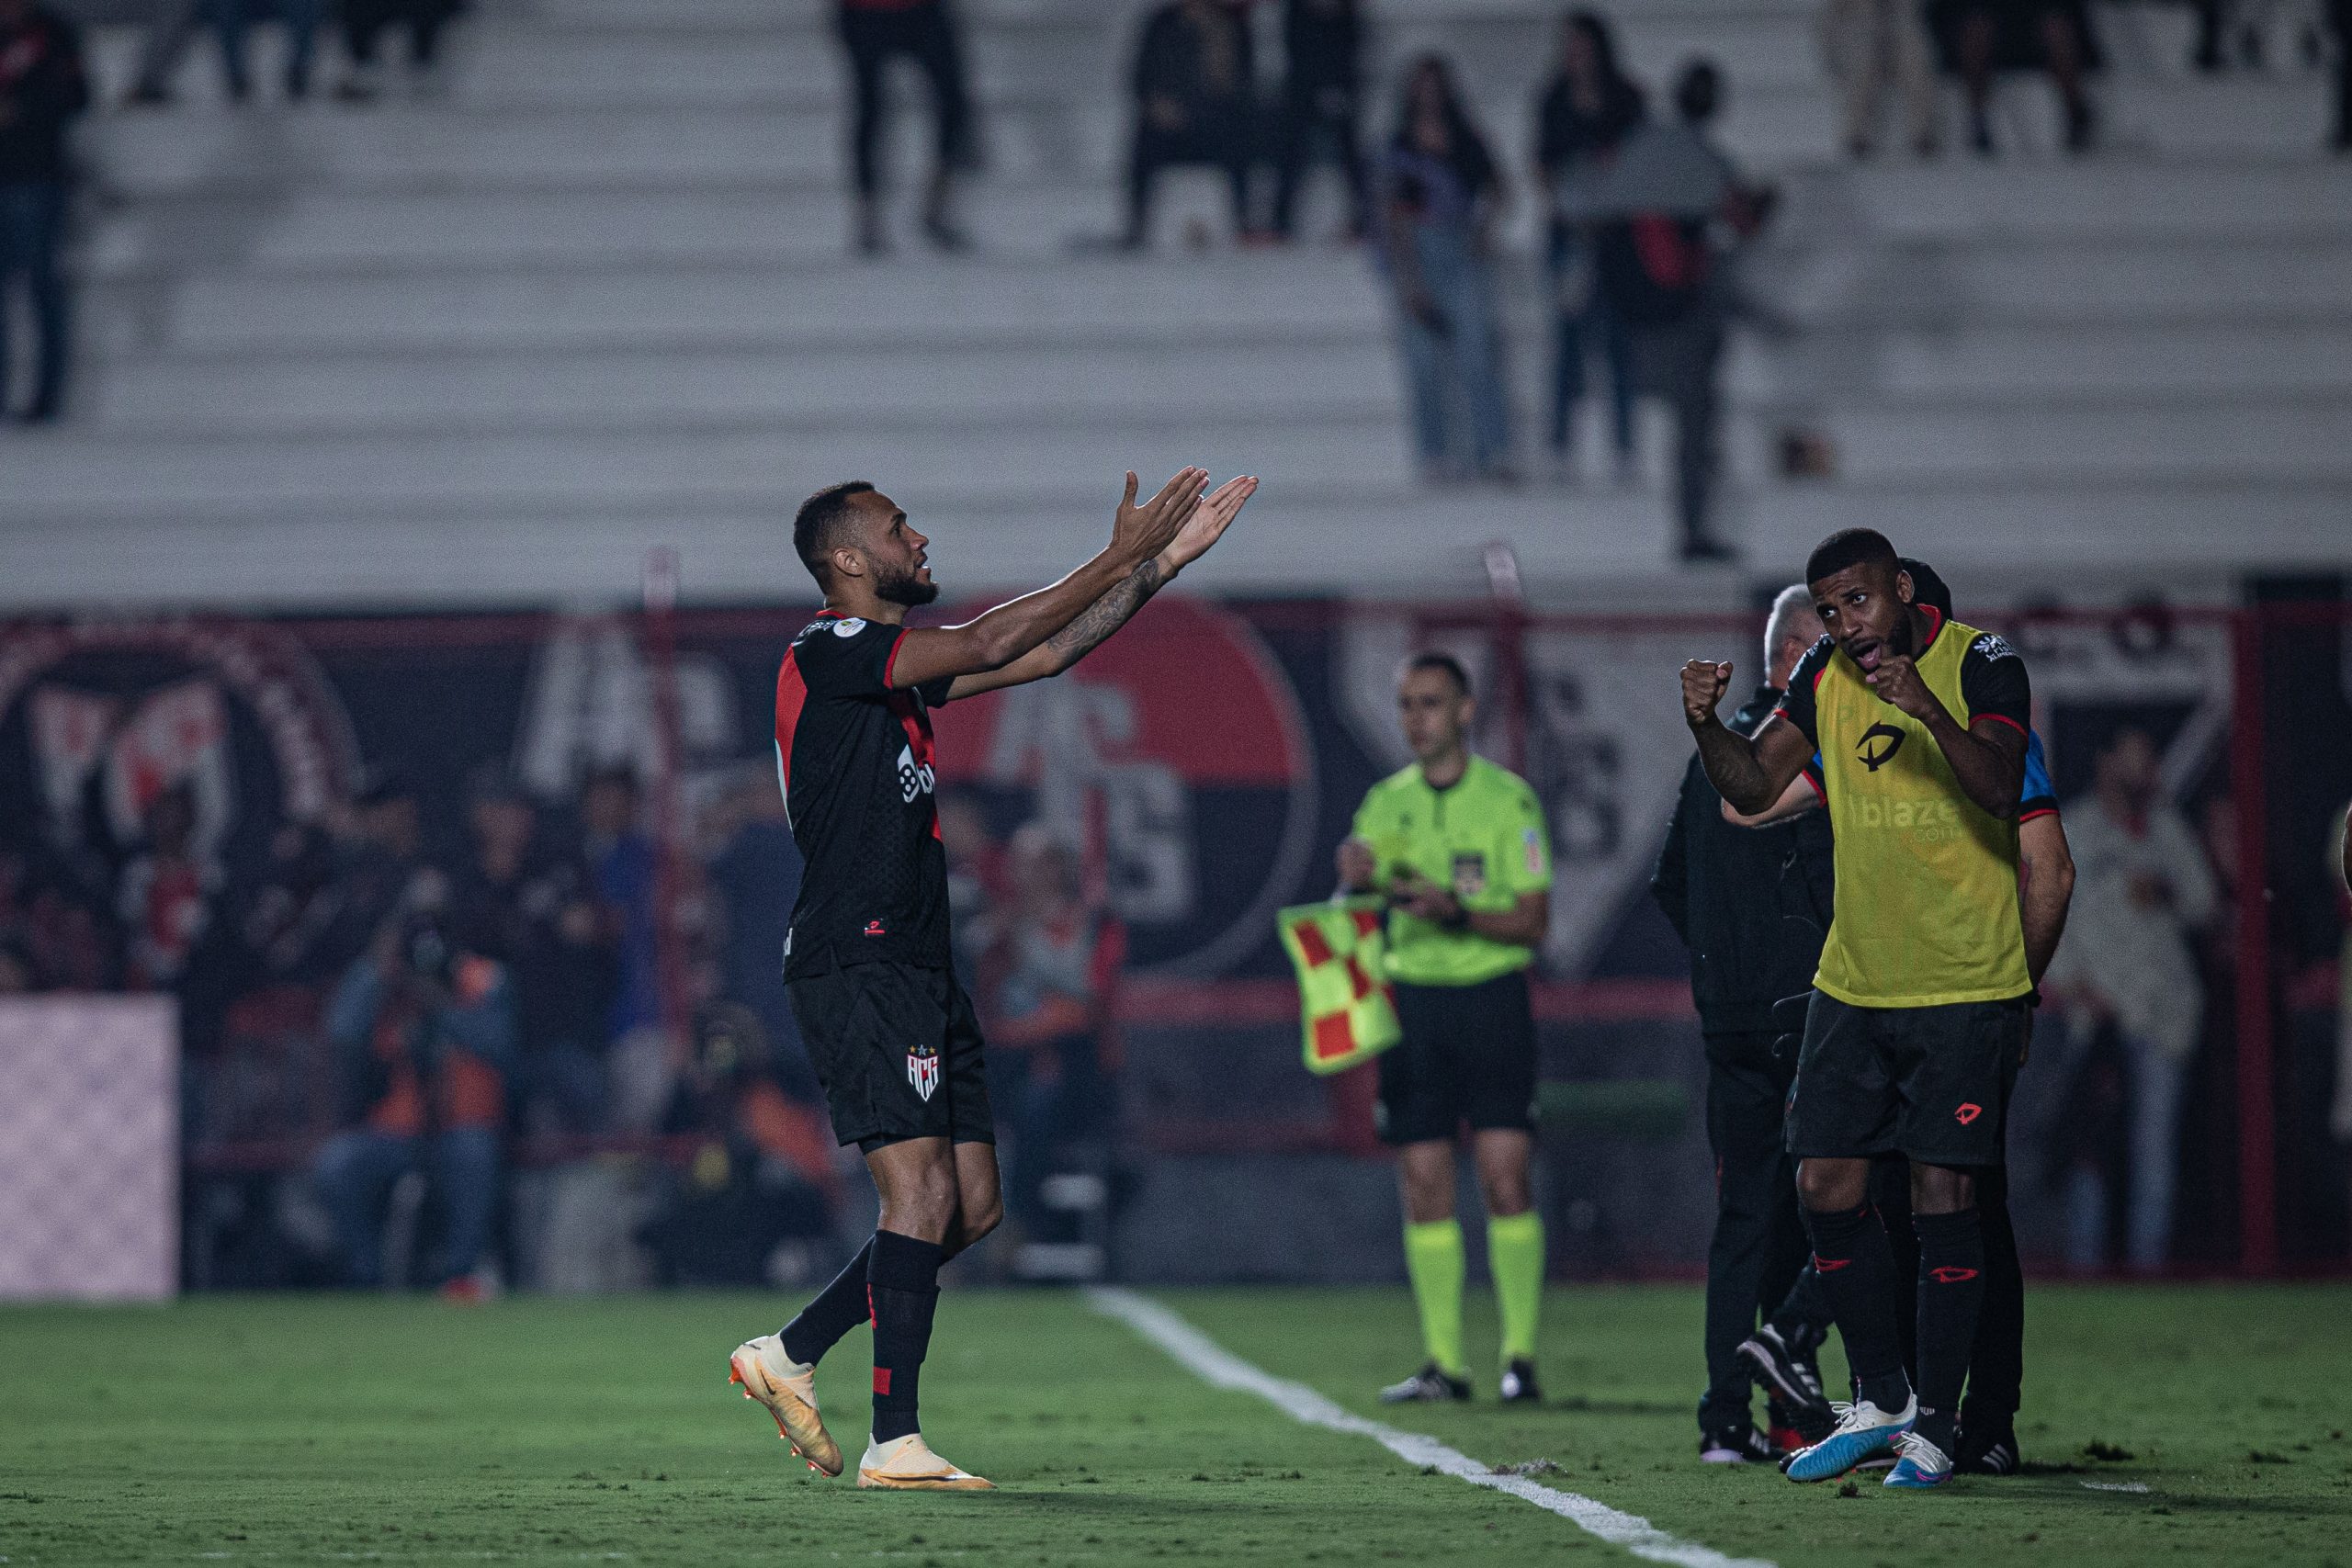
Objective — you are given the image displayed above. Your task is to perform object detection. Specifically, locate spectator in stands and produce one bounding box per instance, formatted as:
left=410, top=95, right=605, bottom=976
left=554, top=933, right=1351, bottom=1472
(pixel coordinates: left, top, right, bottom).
left=1376, top=53, right=1515, bottom=485
left=702, top=769, right=813, bottom=1101
left=239, top=821, right=347, bottom=987
left=122, top=1, right=203, bottom=107
left=2329, top=0, right=2352, bottom=152
left=0, top=0, right=85, bottom=425
left=1122, top=0, right=1261, bottom=249
left=322, top=769, right=426, bottom=974
left=2045, top=727, right=2218, bottom=1273
left=1532, top=10, right=1645, bottom=486
left=831, top=0, right=976, bottom=255
left=1270, top=0, right=1368, bottom=243
left=1819, top=0, right=1939, bottom=157
left=1591, top=59, right=1772, bottom=561
left=117, top=782, right=221, bottom=991
left=453, top=772, right=615, bottom=1136
left=201, top=0, right=326, bottom=102
left=311, top=876, right=514, bottom=1298
left=335, top=0, right=461, bottom=102
left=978, top=824, right=1125, bottom=1232
left=582, top=765, right=669, bottom=1132
left=1939, top=0, right=2095, bottom=154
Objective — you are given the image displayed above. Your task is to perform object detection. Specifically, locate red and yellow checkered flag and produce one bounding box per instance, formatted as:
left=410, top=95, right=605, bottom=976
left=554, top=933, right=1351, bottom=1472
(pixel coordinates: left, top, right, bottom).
left=1277, top=897, right=1401, bottom=1076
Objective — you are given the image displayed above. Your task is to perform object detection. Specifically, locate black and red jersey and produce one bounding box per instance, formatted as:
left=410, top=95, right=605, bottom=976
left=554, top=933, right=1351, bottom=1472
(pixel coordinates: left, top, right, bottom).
left=775, top=611, right=956, bottom=978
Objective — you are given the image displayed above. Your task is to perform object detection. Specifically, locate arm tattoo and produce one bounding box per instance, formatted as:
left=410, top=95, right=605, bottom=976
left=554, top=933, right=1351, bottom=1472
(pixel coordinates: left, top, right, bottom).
left=1046, top=557, right=1165, bottom=667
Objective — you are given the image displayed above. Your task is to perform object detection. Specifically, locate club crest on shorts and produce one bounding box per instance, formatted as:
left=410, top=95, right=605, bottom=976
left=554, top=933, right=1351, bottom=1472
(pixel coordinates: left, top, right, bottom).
left=907, top=1041, right=941, bottom=1102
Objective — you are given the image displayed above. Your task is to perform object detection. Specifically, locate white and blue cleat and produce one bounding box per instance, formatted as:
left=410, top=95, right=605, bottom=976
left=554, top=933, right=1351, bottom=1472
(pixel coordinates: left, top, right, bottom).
left=1883, top=1430, right=1955, bottom=1489
left=1783, top=1395, right=1917, bottom=1483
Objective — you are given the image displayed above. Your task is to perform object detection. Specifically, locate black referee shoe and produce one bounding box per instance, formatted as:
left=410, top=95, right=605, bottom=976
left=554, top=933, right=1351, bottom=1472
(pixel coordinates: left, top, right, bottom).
left=1379, top=1363, right=1473, bottom=1404
left=1956, top=1425, right=2021, bottom=1476
left=1498, top=1359, right=1543, bottom=1404
left=1700, top=1423, right=1775, bottom=1464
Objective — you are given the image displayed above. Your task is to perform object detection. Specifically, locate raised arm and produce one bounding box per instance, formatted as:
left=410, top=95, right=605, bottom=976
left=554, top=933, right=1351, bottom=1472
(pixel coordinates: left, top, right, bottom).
left=1681, top=659, right=1811, bottom=816
left=886, top=468, right=1208, bottom=692
left=944, top=475, right=1258, bottom=700
left=1862, top=636, right=2031, bottom=820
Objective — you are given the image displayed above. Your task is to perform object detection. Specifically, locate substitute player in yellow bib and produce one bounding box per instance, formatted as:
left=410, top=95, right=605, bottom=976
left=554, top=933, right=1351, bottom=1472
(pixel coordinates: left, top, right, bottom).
left=1337, top=653, right=1553, bottom=1405
left=1679, top=528, right=2033, bottom=1492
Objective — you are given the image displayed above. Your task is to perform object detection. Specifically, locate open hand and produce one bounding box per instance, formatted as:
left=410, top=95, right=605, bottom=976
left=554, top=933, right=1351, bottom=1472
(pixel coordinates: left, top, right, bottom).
left=1164, top=474, right=1258, bottom=570
left=1112, top=467, right=1209, bottom=566
left=1863, top=654, right=1942, bottom=723
left=1680, top=660, right=1733, bottom=730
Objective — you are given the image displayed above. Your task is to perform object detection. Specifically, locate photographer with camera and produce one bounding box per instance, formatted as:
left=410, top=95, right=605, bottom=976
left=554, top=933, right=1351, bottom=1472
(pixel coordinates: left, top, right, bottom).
left=311, top=871, right=515, bottom=1299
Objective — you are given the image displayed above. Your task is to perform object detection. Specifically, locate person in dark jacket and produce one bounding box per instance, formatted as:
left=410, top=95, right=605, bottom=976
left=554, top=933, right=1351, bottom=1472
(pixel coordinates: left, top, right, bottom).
left=1270, top=0, right=1366, bottom=242
left=831, top=0, right=976, bottom=256
left=0, top=0, right=86, bottom=423
left=1122, top=0, right=1259, bottom=248
left=1650, top=581, right=1833, bottom=1462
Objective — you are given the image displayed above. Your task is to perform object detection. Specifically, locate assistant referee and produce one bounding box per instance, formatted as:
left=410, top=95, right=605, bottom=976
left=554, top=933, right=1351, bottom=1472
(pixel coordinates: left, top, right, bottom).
left=1337, top=652, right=1554, bottom=1405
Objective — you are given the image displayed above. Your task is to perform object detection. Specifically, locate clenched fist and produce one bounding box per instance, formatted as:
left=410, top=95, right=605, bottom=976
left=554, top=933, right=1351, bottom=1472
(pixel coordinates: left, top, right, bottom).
left=1680, top=660, right=1734, bottom=730
left=1863, top=654, right=1944, bottom=724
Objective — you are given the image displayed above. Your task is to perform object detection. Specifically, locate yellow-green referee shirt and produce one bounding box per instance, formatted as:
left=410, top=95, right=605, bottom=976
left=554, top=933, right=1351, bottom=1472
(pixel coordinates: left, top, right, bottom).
left=1351, top=755, right=1554, bottom=987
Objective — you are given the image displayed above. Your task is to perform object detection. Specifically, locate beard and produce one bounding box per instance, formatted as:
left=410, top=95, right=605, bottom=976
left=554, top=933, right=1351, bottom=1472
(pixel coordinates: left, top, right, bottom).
left=874, top=563, right=940, bottom=607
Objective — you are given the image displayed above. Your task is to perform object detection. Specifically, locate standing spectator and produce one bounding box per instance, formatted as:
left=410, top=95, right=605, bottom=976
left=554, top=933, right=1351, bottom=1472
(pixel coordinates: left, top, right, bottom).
left=1532, top=10, right=1645, bottom=486
left=1122, top=0, right=1259, bottom=249
left=2045, top=727, right=2217, bottom=1273
left=1819, top=0, right=1939, bottom=157
left=335, top=0, right=460, bottom=102
left=582, top=765, right=669, bottom=1132
left=703, top=770, right=812, bottom=1101
left=0, top=0, right=86, bottom=425
left=978, top=825, right=1125, bottom=1234
left=121, top=0, right=203, bottom=107
left=1939, top=0, right=2095, bottom=154
left=1376, top=54, right=1513, bottom=485
left=453, top=773, right=615, bottom=1136
left=831, top=0, right=975, bottom=255
left=201, top=0, right=326, bottom=102
left=1650, top=584, right=1834, bottom=1462
left=1592, top=59, right=1772, bottom=561
left=311, top=885, right=514, bottom=1298
left=1270, top=0, right=1367, bottom=243
left=2328, top=0, right=2351, bottom=152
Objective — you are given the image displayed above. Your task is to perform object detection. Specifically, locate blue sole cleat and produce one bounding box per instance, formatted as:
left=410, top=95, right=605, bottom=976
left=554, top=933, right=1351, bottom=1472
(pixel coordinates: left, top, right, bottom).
left=1784, top=1401, right=1917, bottom=1483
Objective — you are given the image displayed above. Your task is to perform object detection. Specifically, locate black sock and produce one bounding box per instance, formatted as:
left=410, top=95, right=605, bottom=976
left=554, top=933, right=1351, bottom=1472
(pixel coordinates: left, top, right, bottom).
left=1802, top=1202, right=1910, bottom=1414
left=777, top=1236, right=876, bottom=1368
left=868, top=1229, right=944, bottom=1445
left=1912, top=1207, right=1985, bottom=1456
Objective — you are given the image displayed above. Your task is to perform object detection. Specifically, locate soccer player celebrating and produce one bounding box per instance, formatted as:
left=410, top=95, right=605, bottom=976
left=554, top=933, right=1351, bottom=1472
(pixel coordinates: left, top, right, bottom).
left=1679, top=527, right=2034, bottom=1490
left=1337, top=653, right=1554, bottom=1406
left=729, top=466, right=1258, bottom=1490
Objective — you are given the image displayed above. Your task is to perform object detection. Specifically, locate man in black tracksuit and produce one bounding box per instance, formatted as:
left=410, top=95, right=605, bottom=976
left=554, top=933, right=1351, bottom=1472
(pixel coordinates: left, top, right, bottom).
left=1651, top=584, right=1834, bottom=1461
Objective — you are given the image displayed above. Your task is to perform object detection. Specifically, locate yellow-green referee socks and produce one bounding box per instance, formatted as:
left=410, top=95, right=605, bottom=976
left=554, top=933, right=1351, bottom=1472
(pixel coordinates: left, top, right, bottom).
left=1487, top=1211, right=1545, bottom=1365
left=1402, top=1218, right=1468, bottom=1377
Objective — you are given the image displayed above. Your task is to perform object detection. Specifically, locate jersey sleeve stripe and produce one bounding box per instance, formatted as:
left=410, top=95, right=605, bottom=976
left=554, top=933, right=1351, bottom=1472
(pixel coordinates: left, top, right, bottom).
left=1802, top=769, right=1826, bottom=805
left=1974, top=712, right=2028, bottom=738
left=882, top=627, right=908, bottom=690
left=2019, top=805, right=2058, bottom=822
left=774, top=649, right=809, bottom=818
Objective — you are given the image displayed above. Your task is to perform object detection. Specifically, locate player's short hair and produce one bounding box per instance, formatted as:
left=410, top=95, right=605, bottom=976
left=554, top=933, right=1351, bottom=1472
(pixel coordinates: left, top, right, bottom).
left=1402, top=651, right=1472, bottom=698
left=794, top=480, right=876, bottom=587
left=1898, top=557, right=1954, bottom=618
left=1762, top=583, right=1817, bottom=670
left=1804, top=527, right=1899, bottom=587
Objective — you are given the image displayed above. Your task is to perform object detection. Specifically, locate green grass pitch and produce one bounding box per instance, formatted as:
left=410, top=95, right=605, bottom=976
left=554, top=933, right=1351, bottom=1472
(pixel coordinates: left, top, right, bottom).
left=4, top=1283, right=2347, bottom=1566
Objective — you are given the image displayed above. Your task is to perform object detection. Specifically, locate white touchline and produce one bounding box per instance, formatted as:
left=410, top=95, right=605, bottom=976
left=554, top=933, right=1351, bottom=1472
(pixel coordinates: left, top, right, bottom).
left=1086, top=1288, right=1776, bottom=1568
left=2080, top=1482, right=2152, bottom=1494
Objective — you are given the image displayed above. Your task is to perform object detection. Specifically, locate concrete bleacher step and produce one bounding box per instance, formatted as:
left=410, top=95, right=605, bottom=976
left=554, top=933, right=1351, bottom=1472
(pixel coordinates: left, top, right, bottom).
left=1740, top=319, right=2352, bottom=399
left=80, top=340, right=1404, bottom=435
left=1775, top=397, right=2352, bottom=483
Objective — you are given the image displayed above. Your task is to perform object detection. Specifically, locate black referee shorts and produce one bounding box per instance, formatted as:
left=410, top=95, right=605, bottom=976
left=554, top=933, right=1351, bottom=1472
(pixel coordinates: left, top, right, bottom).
left=1784, top=990, right=2028, bottom=1168
left=1374, top=970, right=1539, bottom=1146
left=786, top=960, right=995, bottom=1153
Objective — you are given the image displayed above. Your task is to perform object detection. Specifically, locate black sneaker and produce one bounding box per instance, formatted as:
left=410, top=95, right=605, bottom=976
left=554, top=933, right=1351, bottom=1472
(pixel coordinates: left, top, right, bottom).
left=1700, top=1423, right=1775, bottom=1464
left=1378, top=1362, right=1472, bottom=1404
left=1956, top=1425, right=2021, bottom=1476
left=1498, top=1359, right=1543, bottom=1404
left=1736, top=1325, right=1833, bottom=1430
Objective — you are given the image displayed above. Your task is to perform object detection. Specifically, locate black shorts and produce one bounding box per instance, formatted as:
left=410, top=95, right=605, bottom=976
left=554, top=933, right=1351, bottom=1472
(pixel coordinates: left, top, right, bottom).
left=1784, top=991, right=2027, bottom=1167
left=1374, top=971, right=1538, bottom=1146
left=786, top=961, right=995, bottom=1153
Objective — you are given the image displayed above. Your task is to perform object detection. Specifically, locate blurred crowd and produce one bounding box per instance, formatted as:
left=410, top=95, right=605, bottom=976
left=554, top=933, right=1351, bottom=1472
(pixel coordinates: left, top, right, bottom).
left=0, top=757, right=1127, bottom=1294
